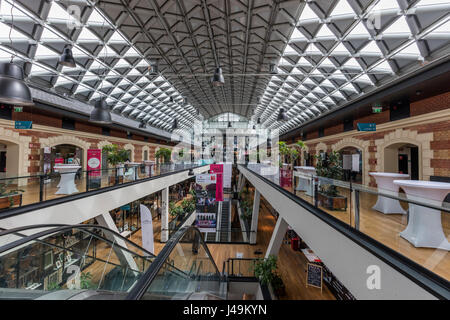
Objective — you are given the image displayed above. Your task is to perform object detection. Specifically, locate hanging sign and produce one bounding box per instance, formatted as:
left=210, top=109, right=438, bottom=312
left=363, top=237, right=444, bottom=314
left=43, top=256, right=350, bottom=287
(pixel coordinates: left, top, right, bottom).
left=195, top=174, right=216, bottom=184
left=14, top=121, right=32, bottom=129
left=210, top=164, right=223, bottom=202
left=140, top=204, right=154, bottom=254
left=87, top=149, right=101, bottom=177
left=14, top=107, right=23, bottom=112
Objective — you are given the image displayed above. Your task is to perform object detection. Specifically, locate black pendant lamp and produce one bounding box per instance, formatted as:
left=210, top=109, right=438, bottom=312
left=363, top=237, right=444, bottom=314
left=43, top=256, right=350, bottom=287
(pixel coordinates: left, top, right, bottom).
left=212, top=67, right=225, bottom=86
left=59, top=47, right=76, bottom=68
left=188, top=168, right=194, bottom=176
left=257, top=117, right=261, bottom=124
left=277, top=108, right=287, bottom=121
left=0, top=62, right=33, bottom=106
left=172, top=118, right=178, bottom=130
left=139, top=121, right=146, bottom=129
left=90, top=98, right=112, bottom=124
left=228, top=121, right=232, bottom=128
left=269, top=63, right=278, bottom=74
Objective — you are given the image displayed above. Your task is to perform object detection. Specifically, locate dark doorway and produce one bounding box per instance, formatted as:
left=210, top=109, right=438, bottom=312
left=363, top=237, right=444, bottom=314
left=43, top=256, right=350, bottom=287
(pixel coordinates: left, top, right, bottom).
left=0, top=151, right=6, bottom=172
left=398, top=154, right=408, bottom=175
left=410, top=147, right=419, bottom=180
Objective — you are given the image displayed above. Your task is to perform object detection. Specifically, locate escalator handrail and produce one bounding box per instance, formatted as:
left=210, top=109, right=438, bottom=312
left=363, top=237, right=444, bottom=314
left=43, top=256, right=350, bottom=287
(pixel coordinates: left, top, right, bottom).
left=0, top=224, right=155, bottom=259
left=125, top=226, right=221, bottom=300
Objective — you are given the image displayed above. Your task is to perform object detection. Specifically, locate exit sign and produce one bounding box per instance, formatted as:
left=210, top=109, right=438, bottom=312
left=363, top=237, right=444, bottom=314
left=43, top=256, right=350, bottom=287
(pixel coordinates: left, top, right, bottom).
left=14, top=107, right=23, bottom=112
left=357, top=123, right=376, bottom=132
left=372, top=106, right=382, bottom=113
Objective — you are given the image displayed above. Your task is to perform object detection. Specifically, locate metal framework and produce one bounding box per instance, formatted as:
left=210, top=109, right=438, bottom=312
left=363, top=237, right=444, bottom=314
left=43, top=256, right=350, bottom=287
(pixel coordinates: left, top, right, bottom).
left=0, top=0, right=448, bottom=136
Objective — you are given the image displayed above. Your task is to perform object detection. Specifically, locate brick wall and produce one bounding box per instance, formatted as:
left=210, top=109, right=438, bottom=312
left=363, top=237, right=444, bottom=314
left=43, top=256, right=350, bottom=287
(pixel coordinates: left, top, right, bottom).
left=293, top=91, right=450, bottom=185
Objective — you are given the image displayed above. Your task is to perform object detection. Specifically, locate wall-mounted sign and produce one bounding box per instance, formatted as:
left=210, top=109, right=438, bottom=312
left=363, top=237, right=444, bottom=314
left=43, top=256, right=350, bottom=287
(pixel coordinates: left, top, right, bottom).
left=372, top=106, right=382, bottom=113
left=14, top=106, right=23, bottom=112
left=15, top=121, right=32, bottom=129
left=357, top=123, right=376, bottom=132
left=210, top=164, right=223, bottom=202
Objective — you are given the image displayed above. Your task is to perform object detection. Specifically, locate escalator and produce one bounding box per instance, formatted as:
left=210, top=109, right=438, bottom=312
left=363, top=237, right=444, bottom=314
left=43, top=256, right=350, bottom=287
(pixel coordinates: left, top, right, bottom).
left=0, top=225, right=226, bottom=300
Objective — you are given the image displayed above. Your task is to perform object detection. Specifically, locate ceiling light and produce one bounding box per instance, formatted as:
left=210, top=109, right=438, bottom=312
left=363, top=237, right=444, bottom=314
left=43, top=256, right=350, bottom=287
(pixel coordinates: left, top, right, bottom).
left=90, top=98, right=112, bottom=124
left=139, top=121, right=146, bottom=129
left=59, top=47, right=76, bottom=68
left=188, top=168, right=194, bottom=176
left=269, top=63, right=278, bottom=74
left=0, top=62, right=33, bottom=106
left=257, top=117, right=261, bottom=124
left=228, top=121, right=232, bottom=128
left=212, top=67, right=225, bottom=86
left=148, top=61, right=159, bottom=75
left=277, top=108, right=287, bottom=121
left=172, top=118, right=178, bottom=130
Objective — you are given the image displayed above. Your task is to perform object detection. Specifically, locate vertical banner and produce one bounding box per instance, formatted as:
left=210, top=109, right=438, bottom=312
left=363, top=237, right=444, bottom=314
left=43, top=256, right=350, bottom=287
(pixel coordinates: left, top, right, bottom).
left=87, top=149, right=101, bottom=177
left=140, top=204, right=154, bottom=254
left=210, top=164, right=223, bottom=201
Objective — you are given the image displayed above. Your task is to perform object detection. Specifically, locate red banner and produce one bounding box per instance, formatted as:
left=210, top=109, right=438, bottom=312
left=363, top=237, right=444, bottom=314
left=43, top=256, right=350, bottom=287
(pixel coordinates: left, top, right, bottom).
left=210, top=164, right=223, bottom=202
left=87, top=149, right=102, bottom=177
left=55, top=158, right=64, bottom=164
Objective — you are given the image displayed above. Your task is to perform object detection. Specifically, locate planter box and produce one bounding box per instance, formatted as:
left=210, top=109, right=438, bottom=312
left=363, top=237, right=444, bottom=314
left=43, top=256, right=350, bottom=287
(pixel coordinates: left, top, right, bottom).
left=0, top=193, right=22, bottom=210
left=318, top=193, right=347, bottom=211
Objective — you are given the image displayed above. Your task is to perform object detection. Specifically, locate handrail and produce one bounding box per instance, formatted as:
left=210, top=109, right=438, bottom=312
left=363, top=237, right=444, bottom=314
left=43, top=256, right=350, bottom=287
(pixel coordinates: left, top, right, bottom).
left=0, top=164, right=207, bottom=220
left=125, top=226, right=221, bottom=300
left=0, top=224, right=156, bottom=259
left=239, top=165, right=450, bottom=300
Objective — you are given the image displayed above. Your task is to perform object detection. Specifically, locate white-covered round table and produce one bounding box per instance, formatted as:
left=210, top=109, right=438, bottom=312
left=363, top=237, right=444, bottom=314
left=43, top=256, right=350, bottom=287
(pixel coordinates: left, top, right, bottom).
left=294, top=166, right=316, bottom=196
left=54, top=165, right=81, bottom=195
left=369, top=172, right=409, bottom=214
left=393, top=180, right=450, bottom=250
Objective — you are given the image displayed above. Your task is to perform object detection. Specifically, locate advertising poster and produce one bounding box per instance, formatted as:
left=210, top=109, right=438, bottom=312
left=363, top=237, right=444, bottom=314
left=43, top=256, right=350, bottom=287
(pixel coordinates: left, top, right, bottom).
left=87, top=149, right=102, bottom=177
left=55, top=158, right=64, bottom=165
left=210, top=164, right=223, bottom=202
left=194, top=174, right=217, bottom=232
left=140, top=204, right=154, bottom=254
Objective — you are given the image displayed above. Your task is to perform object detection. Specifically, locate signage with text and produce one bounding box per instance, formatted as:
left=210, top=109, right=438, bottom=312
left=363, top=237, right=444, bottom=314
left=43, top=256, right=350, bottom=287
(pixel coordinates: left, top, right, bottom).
left=14, top=121, right=32, bottom=129
left=210, top=164, right=223, bottom=202
left=87, top=149, right=102, bottom=177
left=357, top=123, right=376, bottom=132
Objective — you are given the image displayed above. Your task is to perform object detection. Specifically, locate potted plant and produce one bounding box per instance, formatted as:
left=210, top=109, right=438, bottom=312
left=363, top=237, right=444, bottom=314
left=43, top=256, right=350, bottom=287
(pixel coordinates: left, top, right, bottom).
left=315, top=151, right=347, bottom=211
left=102, top=144, right=130, bottom=184
left=0, top=182, right=24, bottom=210
left=278, top=141, right=302, bottom=187
left=155, top=148, right=172, bottom=165
left=253, top=255, right=285, bottom=298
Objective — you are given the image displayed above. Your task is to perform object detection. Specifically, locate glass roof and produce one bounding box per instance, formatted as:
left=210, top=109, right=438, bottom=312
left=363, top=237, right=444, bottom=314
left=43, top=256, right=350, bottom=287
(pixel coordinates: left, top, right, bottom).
left=0, top=0, right=198, bottom=133
left=254, top=0, right=450, bottom=134
left=0, top=0, right=448, bottom=136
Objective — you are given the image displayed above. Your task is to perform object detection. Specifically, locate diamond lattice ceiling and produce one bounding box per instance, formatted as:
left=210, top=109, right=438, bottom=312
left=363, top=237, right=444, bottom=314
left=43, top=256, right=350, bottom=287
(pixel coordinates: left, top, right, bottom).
left=0, top=0, right=448, bottom=135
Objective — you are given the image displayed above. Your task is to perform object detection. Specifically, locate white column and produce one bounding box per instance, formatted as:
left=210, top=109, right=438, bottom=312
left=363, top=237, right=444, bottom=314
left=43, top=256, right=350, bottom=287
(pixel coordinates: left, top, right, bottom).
left=95, top=213, right=139, bottom=272
left=249, top=190, right=260, bottom=244
left=161, top=187, right=169, bottom=242
left=265, top=217, right=289, bottom=258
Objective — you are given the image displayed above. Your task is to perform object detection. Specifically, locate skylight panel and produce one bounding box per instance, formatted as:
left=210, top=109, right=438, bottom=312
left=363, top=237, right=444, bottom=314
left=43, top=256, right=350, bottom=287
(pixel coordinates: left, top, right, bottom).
left=40, top=27, right=63, bottom=41
left=348, top=22, right=371, bottom=37
left=397, top=42, right=421, bottom=56
left=283, top=45, right=297, bottom=55
left=330, top=42, right=350, bottom=55
left=78, top=27, right=100, bottom=42
left=114, top=58, right=130, bottom=68
left=109, top=31, right=127, bottom=43
left=298, top=4, right=319, bottom=22
left=34, top=44, right=59, bottom=58
left=55, top=76, right=76, bottom=86
left=290, top=28, right=305, bottom=41
left=383, top=16, right=411, bottom=36
left=47, top=2, right=80, bottom=23
left=316, top=24, right=336, bottom=38
left=360, top=41, right=383, bottom=55
left=371, top=60, right=393, bottom=73
left=0, top=22, right=29, bottom=41
left=370, top=0, right=400, bottom=12
left=71, top=46, right=89, bottom=57
left=329, top=0, right=355, bottom=16
left=1, top=0, right=32, bottom=19
left=87, top=8, right=108, bottom=25
left=124, top=46, right=140, bottom=57
left=98, top=45, right=118, bottom=57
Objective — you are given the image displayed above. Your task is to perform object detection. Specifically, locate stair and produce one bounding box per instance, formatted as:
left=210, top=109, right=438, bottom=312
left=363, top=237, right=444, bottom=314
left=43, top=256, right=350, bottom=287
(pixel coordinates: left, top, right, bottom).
left=220, top=200, right=230, bottom=242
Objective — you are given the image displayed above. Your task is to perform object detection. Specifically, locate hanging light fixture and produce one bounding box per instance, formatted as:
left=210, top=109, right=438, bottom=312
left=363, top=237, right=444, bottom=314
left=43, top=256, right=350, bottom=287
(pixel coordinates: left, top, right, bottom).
left=0, top=0, right=33, bottom=106
left=148, top=60, right=159, bottom=75
left=182, top=97, right=187, bottom=105
left=277, top=108, right=287, bottom=121
left=188, top=168, right=194, bottom=176
left=257, top=117, right=261, bottom=124
left=90, top=98, right=112, bottom=124
left=0, top=62, right=34, bottom=106
left=139, top=121, right=146, bottom=129
left=211, top=67, right=225, bottom=86
left=59, top=47, right=76, bottom=68
left=269, top=63, right=278, bottom=74
left=172, top=118, right=178, bottom=130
